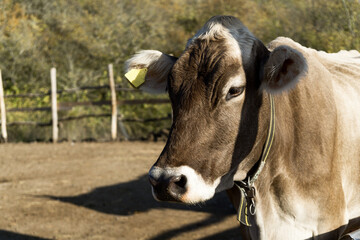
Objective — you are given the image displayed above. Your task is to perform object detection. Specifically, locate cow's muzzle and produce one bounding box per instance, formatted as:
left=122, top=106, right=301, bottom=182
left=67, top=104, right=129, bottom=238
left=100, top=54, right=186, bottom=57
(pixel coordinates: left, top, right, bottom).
left=148, top=167, right=187, bottom=202
left=148, top=165, right=220, bottom=204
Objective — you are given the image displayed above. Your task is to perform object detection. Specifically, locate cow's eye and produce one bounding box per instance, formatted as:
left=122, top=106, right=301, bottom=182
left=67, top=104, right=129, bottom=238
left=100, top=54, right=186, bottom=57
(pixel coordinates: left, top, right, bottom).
left=226, top=87, right=244, bottom=101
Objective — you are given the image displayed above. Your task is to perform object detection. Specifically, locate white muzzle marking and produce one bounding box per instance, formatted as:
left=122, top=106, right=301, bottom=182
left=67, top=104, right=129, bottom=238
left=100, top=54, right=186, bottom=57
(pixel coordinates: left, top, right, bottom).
left=149, top=165, right=221, bottom=204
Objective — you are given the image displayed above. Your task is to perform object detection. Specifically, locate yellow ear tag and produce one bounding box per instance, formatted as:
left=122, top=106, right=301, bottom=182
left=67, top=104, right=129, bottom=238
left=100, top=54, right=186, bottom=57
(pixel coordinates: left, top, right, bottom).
left=124, top=68, right=148, bottom=88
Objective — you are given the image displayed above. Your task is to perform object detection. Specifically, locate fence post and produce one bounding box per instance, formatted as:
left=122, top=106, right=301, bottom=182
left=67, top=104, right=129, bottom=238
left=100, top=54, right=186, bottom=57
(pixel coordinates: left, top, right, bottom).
left=50, top=68, right=58, bottom=143
left=108, top=64, right=117, bottom=141
left=116, top=72, right=129, bottom=141
left=0, top=70, right=8, bottom=142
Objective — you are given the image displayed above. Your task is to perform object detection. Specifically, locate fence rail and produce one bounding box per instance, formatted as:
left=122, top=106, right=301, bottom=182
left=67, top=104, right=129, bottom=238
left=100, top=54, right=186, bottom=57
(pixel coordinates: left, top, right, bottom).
left=0, top=65, right=171, bottom=143
left=4, top=86, right=138, bottom=99
left=4, top=114, right=171, bottom=127
left=7, top=99, right=170, bottom=112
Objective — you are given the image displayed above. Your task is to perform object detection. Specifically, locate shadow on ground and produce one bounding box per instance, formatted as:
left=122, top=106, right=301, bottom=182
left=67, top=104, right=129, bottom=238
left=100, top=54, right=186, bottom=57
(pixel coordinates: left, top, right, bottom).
left=0, top=230, right=51, bottom=240
left=44, top=174, right=235, bottom=216
left=44, top=174, right=242, bottom=240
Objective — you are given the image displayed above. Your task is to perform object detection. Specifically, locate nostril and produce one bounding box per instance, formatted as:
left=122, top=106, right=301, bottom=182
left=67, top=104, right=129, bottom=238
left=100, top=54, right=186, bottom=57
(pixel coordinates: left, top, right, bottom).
left=168, top=174, right=187, bottom=198
left=149, top=175, right=158, bottom=187
left=171, top=175, right=187, bottom=189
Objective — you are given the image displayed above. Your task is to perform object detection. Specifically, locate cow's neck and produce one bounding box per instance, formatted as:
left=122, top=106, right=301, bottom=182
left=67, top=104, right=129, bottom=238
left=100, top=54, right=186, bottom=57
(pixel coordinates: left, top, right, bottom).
left=262, top=78, right=337, bottom=185
left=251, top=75, right=338, bottom=238
left=235, top=93, right=276, bottom=226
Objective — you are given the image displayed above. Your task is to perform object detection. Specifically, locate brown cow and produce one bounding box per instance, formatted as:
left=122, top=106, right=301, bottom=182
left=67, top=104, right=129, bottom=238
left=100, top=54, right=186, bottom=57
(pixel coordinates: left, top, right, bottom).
left=125, top=16, right=360, bottom=239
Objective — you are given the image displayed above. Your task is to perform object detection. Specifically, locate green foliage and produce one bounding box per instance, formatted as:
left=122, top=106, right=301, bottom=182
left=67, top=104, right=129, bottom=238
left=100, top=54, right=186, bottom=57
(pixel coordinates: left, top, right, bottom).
left=0, top=0, right=359, bottom=141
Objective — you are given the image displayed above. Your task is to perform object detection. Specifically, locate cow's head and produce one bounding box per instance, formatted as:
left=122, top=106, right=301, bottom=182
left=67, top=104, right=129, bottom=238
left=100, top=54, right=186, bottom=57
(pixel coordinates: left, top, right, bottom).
left=125, top=16, right=306, bottom=204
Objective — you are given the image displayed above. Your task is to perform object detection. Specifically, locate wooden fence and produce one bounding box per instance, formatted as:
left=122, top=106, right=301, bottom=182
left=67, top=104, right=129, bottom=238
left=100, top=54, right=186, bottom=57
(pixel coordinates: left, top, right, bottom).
left=0, top=65, right=171, bottom=143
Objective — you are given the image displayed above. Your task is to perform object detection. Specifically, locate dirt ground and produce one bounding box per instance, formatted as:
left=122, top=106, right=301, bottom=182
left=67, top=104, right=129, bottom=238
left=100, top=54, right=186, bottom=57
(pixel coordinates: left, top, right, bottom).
left=0, top=142, right=242, bottom=240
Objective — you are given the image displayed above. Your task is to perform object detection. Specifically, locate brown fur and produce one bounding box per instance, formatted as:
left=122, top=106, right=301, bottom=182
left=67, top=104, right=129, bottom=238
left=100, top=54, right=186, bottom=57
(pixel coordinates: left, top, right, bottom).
left=125, top=16, right=360, bottom=239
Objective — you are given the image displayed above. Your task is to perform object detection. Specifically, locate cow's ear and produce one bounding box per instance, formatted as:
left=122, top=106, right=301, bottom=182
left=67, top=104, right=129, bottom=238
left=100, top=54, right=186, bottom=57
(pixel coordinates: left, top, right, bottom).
left=261, top=46, right=307, bottom=94
left=125, top=50, right=178, bottom=94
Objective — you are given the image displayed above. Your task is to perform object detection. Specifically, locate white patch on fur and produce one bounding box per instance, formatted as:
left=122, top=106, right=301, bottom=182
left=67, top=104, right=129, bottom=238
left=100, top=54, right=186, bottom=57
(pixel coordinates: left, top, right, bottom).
left=227, top=27, right=255, bottom=62
left=124, top=50, right=175, bottom=94
left=225, top=34, right=242, bottom=59
left=125, top=50, right=162, bottom=75
left=192, top=22, right=226, bottom=40
left=187, top=17, right=255, bottom=62
left=149, top=166, right=221, bottom=204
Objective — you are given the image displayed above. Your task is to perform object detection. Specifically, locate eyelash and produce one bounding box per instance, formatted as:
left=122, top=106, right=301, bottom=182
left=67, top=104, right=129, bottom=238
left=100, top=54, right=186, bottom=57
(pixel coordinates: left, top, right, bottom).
left=226, top=87, right=245, bottom=101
